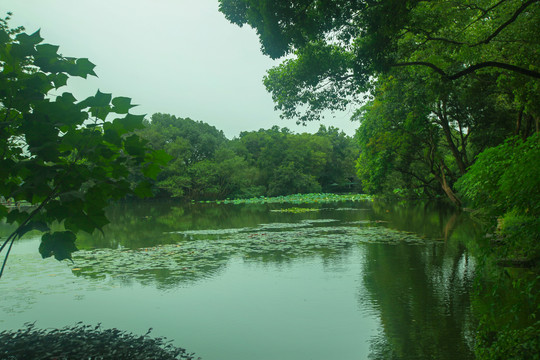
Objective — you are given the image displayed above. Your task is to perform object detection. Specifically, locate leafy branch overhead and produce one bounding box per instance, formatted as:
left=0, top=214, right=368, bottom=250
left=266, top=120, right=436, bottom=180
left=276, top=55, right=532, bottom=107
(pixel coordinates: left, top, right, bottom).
left=219, top=0, right=540, bottom=122
left=0, top=15, right=170, bottom=278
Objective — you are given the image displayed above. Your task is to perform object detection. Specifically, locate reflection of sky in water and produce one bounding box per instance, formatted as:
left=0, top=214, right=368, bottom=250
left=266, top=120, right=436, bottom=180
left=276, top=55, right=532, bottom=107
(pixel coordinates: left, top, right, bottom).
left=1, top=238, right=379, bottom=360
left=0, top=202, right=477, bottom=360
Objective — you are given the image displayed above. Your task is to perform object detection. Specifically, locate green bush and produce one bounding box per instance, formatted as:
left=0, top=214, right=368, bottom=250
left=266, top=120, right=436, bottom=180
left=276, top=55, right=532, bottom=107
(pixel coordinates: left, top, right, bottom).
left=457, top=133, right=540, bottom=216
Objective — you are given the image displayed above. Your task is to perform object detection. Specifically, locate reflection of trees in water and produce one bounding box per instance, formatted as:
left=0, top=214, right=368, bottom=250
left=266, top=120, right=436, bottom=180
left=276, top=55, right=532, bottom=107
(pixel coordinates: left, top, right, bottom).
left=76, top=201, right=304, bottom=250
left=74, top=217, right=431, bottom=289
left=370, top=200, right=476, bottom=241
left=72, top=227, right=362, bottom=289
left=74, top=200, right=375, bottom=251
left=363, top=241, right=476, bottom=360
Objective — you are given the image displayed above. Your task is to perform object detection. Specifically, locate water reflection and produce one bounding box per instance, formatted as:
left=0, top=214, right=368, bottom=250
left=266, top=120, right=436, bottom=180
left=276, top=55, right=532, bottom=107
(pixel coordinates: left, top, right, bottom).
left=76, top=199, right=472, bottom=249
left=1, top=199, right=481, bottom=360
left=363, top=243, right=475, bottom=359
left=71, top=220, right=421, bottom=289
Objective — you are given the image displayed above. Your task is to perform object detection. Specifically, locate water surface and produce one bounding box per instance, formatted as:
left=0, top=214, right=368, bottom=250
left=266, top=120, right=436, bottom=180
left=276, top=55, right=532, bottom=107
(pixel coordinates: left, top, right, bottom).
left=0, top=199, right=479, bottom=359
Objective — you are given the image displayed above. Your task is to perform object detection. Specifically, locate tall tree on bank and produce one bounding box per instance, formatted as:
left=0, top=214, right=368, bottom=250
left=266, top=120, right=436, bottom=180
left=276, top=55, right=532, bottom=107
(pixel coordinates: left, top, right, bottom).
left=355, top=69, right=515, bottom=204
left=219, top=0, right=540, bottom=202
left=0, top=16, right=168, bottom=278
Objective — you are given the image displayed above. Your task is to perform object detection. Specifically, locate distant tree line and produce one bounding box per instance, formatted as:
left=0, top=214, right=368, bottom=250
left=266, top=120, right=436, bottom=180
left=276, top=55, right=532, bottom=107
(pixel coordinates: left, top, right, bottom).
left=134, top=113, right=360, bottom=200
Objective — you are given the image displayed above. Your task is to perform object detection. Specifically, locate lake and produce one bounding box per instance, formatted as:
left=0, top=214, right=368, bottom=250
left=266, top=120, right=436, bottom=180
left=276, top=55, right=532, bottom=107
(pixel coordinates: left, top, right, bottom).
left=0, top=198, right=480, bottom=359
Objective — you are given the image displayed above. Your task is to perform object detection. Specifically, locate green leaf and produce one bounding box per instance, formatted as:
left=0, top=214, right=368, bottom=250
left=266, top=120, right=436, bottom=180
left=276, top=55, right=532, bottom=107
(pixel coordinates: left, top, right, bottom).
left=64, top=212, right=95, bottom=234
left=104, top=128, right=122, bottom=146
left=35, top=43, right=60, bottom=57
left=112, top=96, right=136, bottom=114
left=6, top=209, right=28, bottom=225
left=39, top=231, right=78, bottom=261
left=124, top=134, right=146, bottom=158
left=116, top=113, right=146, bottom=132
left=93, top=90, right=112, bottom=106
left=52, top=73, right=69, bottom=88
left=79, top=90, right=112, bottom=108
left=75, top=58, right=97, bottom=78
left=44, top=200, right=71, bottom=223
left=12, top=30, right=42, bottom=57
left=58, top=92, right=77, bottom=104
left=15, top=30, right=43, bottom=46
left=0, top=204, right=8, bottom=220
left=150, top=149, right=173, bottom=166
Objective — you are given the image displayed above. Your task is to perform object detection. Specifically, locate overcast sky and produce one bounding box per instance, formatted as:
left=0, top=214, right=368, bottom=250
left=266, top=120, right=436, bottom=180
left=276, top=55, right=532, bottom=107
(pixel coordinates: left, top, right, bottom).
left=2, top=0, right=358, bottom=138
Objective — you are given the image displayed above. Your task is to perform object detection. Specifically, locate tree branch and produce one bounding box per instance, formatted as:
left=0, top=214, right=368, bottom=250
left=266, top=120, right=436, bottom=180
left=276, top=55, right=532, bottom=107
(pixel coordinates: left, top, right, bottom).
left=473, top=0, right=540, bottom=46
left=462, top=0, right=510, bottom=31
left=414, top=0, right=538, bottom=47
left=392, top=61, right=540, bottom=80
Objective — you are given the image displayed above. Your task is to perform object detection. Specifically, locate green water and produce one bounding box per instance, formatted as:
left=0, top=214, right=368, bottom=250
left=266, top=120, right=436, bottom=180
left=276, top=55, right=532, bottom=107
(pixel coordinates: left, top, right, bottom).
left=0, top=199, right=480, bottom=359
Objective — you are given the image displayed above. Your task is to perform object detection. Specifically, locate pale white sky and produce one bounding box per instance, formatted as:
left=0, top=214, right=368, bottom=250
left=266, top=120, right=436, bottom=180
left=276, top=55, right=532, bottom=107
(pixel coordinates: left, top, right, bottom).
left=2, top=0, right=358, bottom=138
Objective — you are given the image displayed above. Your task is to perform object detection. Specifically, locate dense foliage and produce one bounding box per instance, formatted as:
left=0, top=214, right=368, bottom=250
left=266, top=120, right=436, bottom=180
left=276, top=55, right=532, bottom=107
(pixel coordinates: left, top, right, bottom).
left=456, top=134, right=540, bottom=359
left=137, top=113, right=360, bottom=200
left=354, top=69, right=516, bottom=204
left=0, top=16, right=168, bottom=277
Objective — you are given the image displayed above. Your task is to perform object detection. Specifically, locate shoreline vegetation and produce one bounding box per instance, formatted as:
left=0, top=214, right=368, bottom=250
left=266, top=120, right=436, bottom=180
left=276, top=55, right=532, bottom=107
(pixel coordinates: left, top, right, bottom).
left=199, top=193, right=373, bottom=205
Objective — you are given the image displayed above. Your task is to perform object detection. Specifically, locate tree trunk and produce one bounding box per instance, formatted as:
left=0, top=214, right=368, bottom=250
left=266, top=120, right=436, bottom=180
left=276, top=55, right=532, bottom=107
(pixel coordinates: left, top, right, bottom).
left=436, top=102, right=468, bottom=174
left=434, top=163, right=462, bottom=207
left=515, top=107, right=524, bottom=136
left=523, top=114, right=532, bottom=139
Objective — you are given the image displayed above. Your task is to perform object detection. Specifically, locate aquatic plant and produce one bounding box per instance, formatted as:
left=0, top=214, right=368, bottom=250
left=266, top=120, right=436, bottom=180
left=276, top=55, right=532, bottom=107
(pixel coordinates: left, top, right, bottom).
left=209, top=193, right=372, bottom=205
left=69, top=220, right=429, bottom=287
left=270, top=207, right=320, bottom=213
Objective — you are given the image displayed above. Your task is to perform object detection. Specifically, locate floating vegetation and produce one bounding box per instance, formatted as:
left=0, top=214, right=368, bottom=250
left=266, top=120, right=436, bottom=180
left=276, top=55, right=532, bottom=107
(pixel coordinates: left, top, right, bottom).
left=70, top=220, right=430, bottom=287
left=335, top=207, right=370, bottom=211
left=270, top=207, right=320, bottom=213
left=167, top=228, right=251, bottom=236
left=208, top=193, right=372, bottom=205
left=301, top=219, right=339, bottom=224
left=0, top=323, right=199, bottom=360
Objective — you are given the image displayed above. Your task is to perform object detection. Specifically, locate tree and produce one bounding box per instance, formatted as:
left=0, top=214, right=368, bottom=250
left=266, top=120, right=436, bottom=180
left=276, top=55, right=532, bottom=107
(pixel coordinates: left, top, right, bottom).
left=354, top=69, right=515, bottom=203
left=316, top=125, right=359, bottom=192
left=219, top=0, right=539, bottom=205
left=0, top=16, right=168, bottom=278
left=267, top=161, right=322, bottom=196
left=136, top=113, right=227, bottom=199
